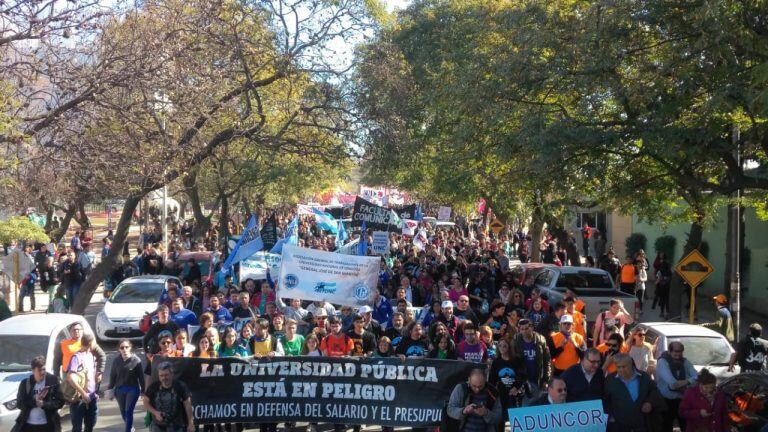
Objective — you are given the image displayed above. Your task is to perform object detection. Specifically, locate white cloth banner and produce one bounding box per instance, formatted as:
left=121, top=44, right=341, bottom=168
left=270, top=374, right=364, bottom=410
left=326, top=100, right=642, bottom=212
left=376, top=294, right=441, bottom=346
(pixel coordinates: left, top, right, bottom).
left=240, top=252, right=282, bottom=281
left=402, top=219, right=418, bottom=236
left=336, top=238, right=360, bottom=255
left=278, top=244, right=378, bottom=306
left=371, top=231, right=390, bottom=255
left=438, top=206, right=452, bottom=221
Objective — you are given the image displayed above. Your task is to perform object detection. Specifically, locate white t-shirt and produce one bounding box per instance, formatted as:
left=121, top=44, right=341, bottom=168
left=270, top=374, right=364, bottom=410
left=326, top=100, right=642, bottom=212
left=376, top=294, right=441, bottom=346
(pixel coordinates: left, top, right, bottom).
left=27, top=380, right=47, bottom=425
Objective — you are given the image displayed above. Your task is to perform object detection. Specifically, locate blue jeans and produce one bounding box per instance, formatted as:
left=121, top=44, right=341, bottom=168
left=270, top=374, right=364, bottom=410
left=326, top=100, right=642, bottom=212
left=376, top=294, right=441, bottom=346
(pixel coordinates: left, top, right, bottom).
left=67, top=282, right=81, bottom=308
left=115, top=385, right=140, bottom=432
left=70, top=394, right=98, bottom=432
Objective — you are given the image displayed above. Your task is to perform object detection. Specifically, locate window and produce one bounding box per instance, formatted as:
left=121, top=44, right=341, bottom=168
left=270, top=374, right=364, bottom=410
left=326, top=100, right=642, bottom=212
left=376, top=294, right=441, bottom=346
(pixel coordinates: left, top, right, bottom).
left=0, top=335, right=49, bottom=372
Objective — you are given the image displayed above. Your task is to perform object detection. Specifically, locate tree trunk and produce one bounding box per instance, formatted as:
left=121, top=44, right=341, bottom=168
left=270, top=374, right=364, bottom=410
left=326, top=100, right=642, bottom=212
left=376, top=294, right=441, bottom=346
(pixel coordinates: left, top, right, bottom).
left=242, top=197, right=252, bottom=220
left=668, top=219, right=703, bottom=321
left=177, top=196, right=188, bottom=221
left=218, top=193, right=230, bottom=254
left=49, top=205, right=76, bottom=244
left=184, top=170, right=211, bottom=240
left=74, top=199, right=90, bottom=229
left=71, top=195, right=141, bottom=314
left=43, top=204, right=54, bottom=233
left=724, top=203, right=735, bottom=296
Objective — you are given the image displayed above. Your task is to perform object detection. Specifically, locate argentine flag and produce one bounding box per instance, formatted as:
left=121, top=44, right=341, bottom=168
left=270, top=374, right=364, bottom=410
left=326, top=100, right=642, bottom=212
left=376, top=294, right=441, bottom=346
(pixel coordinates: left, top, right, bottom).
left=311, top=208, right=339, bottom=234
left=270, top=216, right=298, bottom=254
left=336, top=219, right=348, bottom=249
left=222, top=214, right=262, bottom=274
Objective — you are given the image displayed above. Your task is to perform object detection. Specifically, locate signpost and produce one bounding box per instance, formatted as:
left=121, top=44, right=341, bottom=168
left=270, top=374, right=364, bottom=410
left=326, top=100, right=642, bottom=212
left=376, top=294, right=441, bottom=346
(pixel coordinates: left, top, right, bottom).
left=674, top=249, right=714, bottom=324
left=489, top=218, right=505, bottom=235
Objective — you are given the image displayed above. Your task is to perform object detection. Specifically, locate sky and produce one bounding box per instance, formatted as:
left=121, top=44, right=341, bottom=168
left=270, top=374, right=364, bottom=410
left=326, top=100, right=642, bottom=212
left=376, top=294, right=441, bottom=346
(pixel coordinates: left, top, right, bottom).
left=384, top=0, right=411, bottom=12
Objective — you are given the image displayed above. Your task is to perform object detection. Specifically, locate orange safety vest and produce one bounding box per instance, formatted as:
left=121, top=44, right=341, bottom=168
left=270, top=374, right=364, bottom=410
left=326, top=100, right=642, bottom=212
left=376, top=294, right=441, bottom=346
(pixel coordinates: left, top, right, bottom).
left=60, top=339, right=81, bottom=374
left=620, top=264, right=636, bottom=284
left=570, top=310, right=587, bottom=338
left=597, top=343, right=629, bottom=374
left=551, top=331, right=584, bottom=371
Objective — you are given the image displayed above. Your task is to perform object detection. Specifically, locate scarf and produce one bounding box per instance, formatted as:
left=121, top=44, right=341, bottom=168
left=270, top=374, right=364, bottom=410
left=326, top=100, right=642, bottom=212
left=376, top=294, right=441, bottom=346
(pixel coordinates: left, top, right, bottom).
left=661, top=351, right=686, bottom=380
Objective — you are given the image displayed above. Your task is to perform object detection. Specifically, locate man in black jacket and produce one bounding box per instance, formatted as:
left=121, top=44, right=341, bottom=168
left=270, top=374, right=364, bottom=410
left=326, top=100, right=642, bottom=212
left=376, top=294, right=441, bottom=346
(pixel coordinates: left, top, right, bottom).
left=142, top=305, right=179, bottom=355
left=13, top=356, right=65, bottom=432
left=529, top=377, right=567, bottom=406
left=561, top=348, right=605, bottom=402
left=603, top=353, right=666, bottom=432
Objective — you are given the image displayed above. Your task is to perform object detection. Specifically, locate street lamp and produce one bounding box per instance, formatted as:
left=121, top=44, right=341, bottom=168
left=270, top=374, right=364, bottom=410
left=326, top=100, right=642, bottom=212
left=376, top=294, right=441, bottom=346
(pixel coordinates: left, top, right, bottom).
left=153, top=91, right=173, bottom=257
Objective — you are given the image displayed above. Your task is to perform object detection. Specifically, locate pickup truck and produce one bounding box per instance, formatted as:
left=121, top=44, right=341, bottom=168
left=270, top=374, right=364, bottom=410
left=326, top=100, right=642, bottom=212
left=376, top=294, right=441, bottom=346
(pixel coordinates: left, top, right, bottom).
left=533, top=266, right=640, bottom=325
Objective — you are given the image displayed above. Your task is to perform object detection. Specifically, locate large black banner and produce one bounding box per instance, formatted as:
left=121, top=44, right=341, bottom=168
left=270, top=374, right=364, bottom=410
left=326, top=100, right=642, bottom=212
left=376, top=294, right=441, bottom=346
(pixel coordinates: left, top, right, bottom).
left=260, top=215, right=278, bottom=251
left=163, top=356, right=479, bottom=426
left=352, top=196, right=397, bottom=231
left=395, top=204, right=417, bottom=220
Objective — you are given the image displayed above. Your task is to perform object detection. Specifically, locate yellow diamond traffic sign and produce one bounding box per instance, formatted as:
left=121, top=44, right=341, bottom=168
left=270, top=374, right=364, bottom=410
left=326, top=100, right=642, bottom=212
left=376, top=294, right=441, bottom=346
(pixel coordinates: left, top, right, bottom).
left=489, top=219, right=505, bottom=234
left=675, top=249, right=714, bottom=289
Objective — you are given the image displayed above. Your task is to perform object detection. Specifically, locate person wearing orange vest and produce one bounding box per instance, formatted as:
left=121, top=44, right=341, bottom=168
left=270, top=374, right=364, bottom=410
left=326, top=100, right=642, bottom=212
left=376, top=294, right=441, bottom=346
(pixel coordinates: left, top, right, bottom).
left=618, top=256, right=638, bottom=295
left=563, top=296, right=587, bottom=339
left=564, top=289, right=586, bottom=314
left=548, top=315, right=586, bottom=376
left=597, top=333, right=629, bottom=375
left=56, top=322, right=106, bottom=384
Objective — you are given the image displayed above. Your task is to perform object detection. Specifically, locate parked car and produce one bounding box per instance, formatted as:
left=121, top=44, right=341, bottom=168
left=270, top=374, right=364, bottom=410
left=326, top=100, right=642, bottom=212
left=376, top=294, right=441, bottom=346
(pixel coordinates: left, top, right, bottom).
left=96, top=275, right=182, bottom=341
left=634, top=322, right=739, bottom=380
left=533, top=266, right=639, bottom=323
left=177, top=251, right=215, bottom=286
left=719, top=372, right=768, bottom=431
left=0, top=314, right=92, bottom=428
left=509, top=263, right=553, bottom=288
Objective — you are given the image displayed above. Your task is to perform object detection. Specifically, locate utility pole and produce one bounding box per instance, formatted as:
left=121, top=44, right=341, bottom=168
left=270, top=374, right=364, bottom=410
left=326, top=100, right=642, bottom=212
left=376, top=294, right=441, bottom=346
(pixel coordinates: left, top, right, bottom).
left=730, top=124, right=741, bottom=342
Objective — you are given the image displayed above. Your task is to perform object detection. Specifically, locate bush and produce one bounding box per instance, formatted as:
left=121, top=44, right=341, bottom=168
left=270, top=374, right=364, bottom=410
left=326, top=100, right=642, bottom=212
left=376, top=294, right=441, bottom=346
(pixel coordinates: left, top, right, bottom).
left=654, top=235, right=677, bottom=261
left=625, top=233, right=647, bottom=259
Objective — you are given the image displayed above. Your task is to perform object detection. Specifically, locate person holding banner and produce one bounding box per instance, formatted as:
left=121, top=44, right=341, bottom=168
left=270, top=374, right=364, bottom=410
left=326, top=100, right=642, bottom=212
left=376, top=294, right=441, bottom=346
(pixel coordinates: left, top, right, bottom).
left=142, top=362, right=194, bottom=432
left=447, top=369, right=503, bottom=432
left=206, top=295, right=233, bottom=324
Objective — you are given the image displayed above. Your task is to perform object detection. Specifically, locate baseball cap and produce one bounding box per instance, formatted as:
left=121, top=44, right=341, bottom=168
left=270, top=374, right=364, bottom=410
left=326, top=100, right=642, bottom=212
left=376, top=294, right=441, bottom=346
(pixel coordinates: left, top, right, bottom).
left=441, top=300, right=454, bottom=309
left=314, top=309, right=328, bottom=317
left=358, top=305, right=373, bottom=314
left=559, top=315, right=574, bottom=324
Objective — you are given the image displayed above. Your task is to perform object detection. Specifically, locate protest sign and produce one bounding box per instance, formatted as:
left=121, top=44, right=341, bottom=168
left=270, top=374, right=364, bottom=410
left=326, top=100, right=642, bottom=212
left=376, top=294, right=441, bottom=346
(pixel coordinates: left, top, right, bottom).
left=278, top=244, right=378, bottom=306
left=371, top=231, right=390, bottom=255
left=507, top=400, right=607, bottom=432
left=395, top=204, right=417, bottom=220
left=162, top=357, right=479, bottom=426
left=240, top=252, right=282, bottom=281
left=352, top=196, right=400, bottom=231
left=437, top=206, right=452, bottom=221
left=260, top=215, right=278, bottom=251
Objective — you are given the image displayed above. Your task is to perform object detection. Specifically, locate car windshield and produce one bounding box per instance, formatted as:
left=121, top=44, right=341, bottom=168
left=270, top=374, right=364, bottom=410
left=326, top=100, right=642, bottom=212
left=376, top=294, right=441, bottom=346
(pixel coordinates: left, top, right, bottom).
left=556, top=273, right=613, bottom=289
left=669, top=336, right=732, bottom=365
left=0, top=335, right=49, bottom=372
left=110, top=282, right=164, bottom=303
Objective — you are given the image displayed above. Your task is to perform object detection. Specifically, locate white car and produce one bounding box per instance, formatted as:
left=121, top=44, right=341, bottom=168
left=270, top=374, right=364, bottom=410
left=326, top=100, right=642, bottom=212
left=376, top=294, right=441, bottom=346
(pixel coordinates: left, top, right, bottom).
left=634, top=322, right=739, bottom=380
left=96, top=275, right=181, bottom=342
left=0, top=313, right=92, bottom=428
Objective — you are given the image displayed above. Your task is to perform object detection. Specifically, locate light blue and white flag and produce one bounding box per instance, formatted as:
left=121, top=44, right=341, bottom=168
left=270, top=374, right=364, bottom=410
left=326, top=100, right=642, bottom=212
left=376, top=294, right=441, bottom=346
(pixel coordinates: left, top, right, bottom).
left=335, top=219, right=348, bottom=249
left=270, top=215, right=298, bottom=254
left=222, top=214, right=261, bottom=274
left=358, top=221, right=368, bottom=256
left=311, top=208, right=339, bottom=234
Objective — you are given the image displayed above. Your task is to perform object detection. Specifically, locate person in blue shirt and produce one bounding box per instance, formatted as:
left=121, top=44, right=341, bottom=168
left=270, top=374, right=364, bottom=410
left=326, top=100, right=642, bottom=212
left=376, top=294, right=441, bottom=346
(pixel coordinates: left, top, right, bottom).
left=170, top=298, right=198, bottom=329
left=207, top=294, right=233, bottom=323
left=372, top=289, right=393, bottom=328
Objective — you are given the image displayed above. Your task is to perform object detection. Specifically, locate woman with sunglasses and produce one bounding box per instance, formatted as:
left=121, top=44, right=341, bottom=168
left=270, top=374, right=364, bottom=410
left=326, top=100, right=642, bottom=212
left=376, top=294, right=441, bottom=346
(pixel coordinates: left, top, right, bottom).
left=107, top=339, right=144, bottom=432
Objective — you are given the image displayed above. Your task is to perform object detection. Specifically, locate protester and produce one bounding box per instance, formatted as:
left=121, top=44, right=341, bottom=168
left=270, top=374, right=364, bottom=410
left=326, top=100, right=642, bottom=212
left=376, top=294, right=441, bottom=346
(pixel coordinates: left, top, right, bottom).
left=220, top=326, right=249, bottom=358
left=530, top=377, right=567, bottom=406
left=627, top=327, right=656, bottom=375
left=396, top=321, right=430, bottom=359
left=729, top=322, right=768, bottom=372
left=107, top=339, right=145, bottom=432
left=347, top=314, right=376, bottom=357
left=598, top=333, right=628, bottom=376
left=143, top=305, right=181, bottom=356
left=447, top=369, right=503, bottom=432
left=701, top=294, right=735, bottom=343
left=656, top=341, right=698, bottom=432
left=170, top=298, right=198, bottom=329
left=457, top=323, right=488, bottom=363
left=488, top=337, right=529, bottom=414
left=602, top=353, right=666, bottom=431
left=67, top=334, right=98, bottom=432
left=548, top=315, right=586, bottom=376
left=142, top=361, right=195, bottom=432
left=12, top=356, right=65, bottom=432
left=282, top=319, right=305, bottom=356
left=190, top=336, right=217, bottom=358
left=512, top=319, right=550, bottom=400
left=592, top=299, right=634, bottom=346
left=561, top=348, right=604, bottom=402
left=207, top=295, right=233, bottom=323
left=678, top=368, right=729, bottom=432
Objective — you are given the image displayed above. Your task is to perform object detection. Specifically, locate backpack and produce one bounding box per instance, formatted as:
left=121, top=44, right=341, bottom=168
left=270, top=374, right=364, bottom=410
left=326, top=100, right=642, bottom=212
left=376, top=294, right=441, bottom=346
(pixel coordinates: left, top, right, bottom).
left=61, top=360, right=88, bottom=403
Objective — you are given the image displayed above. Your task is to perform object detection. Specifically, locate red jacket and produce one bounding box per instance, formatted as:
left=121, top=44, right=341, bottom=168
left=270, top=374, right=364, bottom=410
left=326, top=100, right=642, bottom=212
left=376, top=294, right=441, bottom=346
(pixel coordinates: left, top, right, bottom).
left=679, top=385, right=729, bottom=432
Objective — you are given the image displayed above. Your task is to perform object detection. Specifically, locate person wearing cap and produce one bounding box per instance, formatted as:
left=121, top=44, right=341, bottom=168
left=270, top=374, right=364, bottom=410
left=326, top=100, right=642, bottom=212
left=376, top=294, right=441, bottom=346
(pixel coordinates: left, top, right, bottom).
left=358, top=305, right=382, bottom=339
left=548, top=314, right=586, bottom=376
left=438, top=300, right=462, bottom=341
left=563, top=296, right=587, bottom=338
left=729, top=323, right=768, bottom=372
left=702, top=294, right=734, bottom=343
left=347, top=314, right=376, bottom=357
left=308, top=308, right=329, bottom=338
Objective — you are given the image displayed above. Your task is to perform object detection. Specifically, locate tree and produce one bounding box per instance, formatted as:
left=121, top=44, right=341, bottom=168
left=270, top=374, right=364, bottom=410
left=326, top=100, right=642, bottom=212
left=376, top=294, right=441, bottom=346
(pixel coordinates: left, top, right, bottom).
left=0, top=216, right=49, bottom=245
